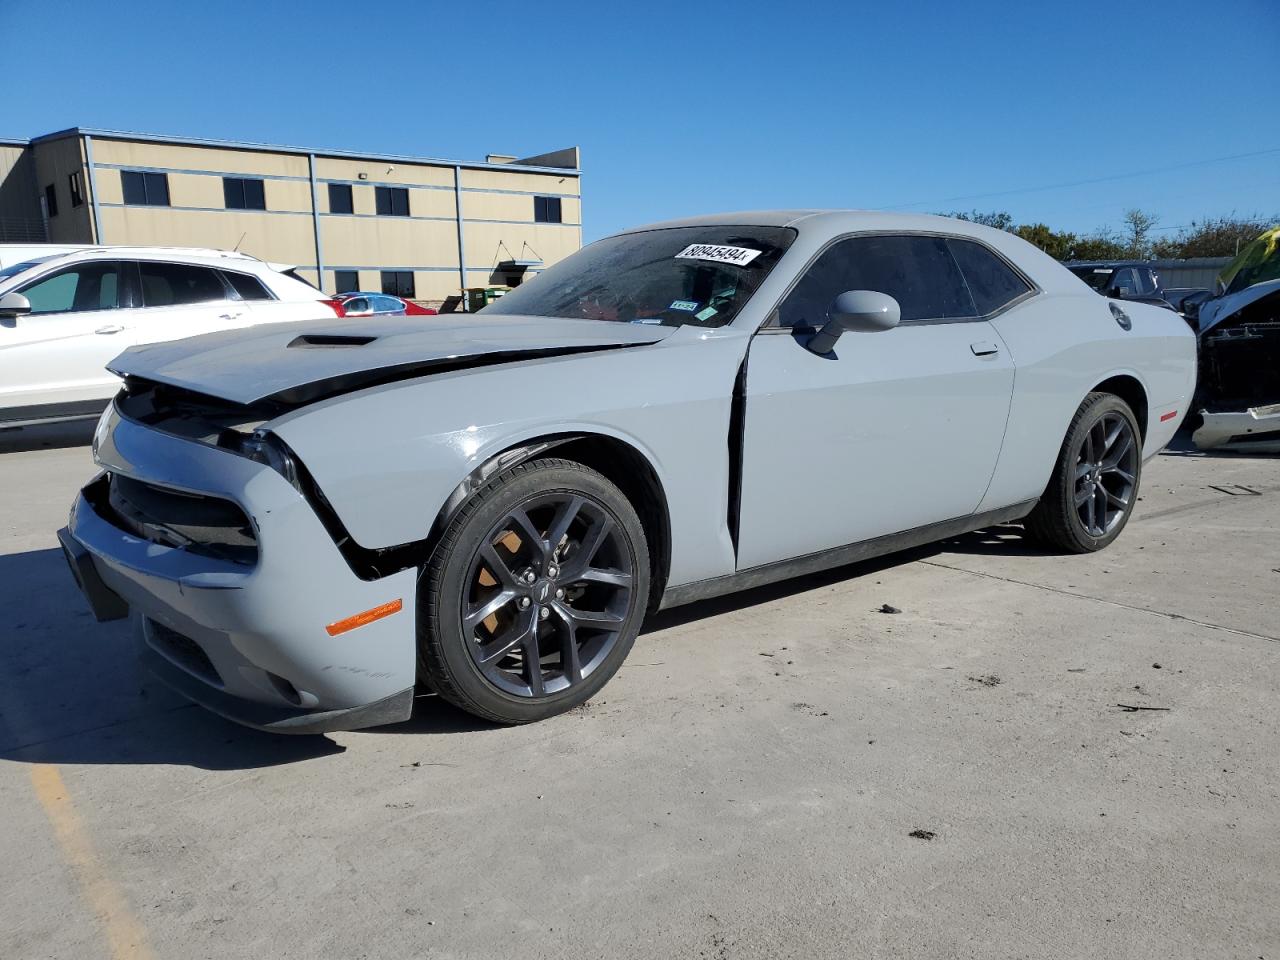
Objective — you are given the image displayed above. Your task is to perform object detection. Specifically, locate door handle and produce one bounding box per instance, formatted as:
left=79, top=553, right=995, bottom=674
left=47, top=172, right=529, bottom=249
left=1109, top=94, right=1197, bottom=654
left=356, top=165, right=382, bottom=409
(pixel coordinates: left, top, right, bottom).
left=970, top=341, right=1000, bottom=357
left=95, top=324, right=125, bottom=335
left=218, top=312, right=243, bottom=321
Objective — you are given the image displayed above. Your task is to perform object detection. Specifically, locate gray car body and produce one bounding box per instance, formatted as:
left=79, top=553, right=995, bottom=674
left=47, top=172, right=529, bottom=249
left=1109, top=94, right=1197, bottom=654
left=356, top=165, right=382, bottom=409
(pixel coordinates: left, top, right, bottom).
left=64, top=210, right=1197, bottom=733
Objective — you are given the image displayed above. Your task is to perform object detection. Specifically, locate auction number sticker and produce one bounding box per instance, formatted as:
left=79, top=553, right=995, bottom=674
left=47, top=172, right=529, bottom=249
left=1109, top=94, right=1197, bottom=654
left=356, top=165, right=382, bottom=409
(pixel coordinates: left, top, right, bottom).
left=675, top=244, right=762, bottom=267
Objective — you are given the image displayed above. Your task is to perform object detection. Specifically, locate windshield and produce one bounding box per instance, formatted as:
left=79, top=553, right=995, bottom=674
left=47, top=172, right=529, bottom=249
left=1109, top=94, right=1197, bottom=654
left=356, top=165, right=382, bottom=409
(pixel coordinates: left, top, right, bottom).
left=0, top=257, right=55, bottom=286
left=1069, top=266, right=1115, bottom=292
left=483, top=226, right=796, bottom=327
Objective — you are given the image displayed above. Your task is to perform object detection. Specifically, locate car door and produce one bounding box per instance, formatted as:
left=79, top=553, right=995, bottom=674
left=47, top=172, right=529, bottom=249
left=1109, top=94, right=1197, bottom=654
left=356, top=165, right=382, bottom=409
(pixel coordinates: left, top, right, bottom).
left=735, top=234, right=1017, bottom=570
left=0, top=259, right=138, bottom=416
left=129, top=260, right=250, bottom=345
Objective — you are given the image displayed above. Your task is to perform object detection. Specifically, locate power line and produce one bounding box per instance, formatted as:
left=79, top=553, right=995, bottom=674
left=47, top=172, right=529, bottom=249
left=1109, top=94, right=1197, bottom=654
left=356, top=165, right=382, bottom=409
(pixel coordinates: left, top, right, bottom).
left=879, top=146, right=1280, bottom=211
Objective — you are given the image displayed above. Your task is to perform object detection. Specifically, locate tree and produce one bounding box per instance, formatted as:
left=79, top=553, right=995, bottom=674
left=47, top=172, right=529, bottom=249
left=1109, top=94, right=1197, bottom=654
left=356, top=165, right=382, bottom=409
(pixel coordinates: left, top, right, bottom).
left=1013, top=223, right=1077, bottom=261
left=1066, top=232, right=1126, bottom=261
left=940, top=210, right=1015, bottom=231
left=1121, top=209, right=1159, bottom=259
left=1150, top=215, right=1279, bottom=259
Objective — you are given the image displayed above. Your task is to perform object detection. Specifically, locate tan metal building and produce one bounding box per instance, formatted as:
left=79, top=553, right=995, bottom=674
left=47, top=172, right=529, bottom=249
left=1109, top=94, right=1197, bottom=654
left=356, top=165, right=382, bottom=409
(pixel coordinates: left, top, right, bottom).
left=0, top=128, right=582, bottom=305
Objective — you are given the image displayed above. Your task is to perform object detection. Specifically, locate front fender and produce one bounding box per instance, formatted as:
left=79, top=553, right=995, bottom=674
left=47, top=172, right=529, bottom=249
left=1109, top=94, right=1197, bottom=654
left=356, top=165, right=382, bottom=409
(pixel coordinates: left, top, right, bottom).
left=268, top=328, right=750, bottom=589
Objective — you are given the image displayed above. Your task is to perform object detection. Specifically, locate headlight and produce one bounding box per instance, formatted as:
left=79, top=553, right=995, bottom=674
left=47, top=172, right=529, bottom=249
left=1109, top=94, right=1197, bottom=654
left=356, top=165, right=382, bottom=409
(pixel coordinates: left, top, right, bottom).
left=91, top=403, right=115, bottom=461
left=239, top=431, right=300, bottom=490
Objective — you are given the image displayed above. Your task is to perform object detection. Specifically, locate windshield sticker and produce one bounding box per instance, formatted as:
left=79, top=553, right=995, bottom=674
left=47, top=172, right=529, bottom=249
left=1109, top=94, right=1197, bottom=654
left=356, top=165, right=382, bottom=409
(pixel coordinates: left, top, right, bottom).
left=694, top=306, right=718, bottom=322
left=669, top=299, right=699, bottom=312
left=675, top=244, right=763, bottom=267
left=631, top=318, right=665, bottom=325
left=1092, top=268, right=1114, bottom=274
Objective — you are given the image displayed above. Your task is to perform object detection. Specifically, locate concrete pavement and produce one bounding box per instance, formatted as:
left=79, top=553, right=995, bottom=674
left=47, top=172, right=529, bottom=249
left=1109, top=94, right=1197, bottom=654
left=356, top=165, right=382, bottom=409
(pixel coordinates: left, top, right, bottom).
left=1, top=427, right=1277, bottom=959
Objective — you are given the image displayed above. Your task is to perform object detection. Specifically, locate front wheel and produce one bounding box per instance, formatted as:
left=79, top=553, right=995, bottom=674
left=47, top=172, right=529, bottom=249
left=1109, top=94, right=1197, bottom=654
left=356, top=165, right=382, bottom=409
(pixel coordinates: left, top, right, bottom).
left=1024, top=392, right=1142, bottom=553
left=419, top=458, right=650, bottom=724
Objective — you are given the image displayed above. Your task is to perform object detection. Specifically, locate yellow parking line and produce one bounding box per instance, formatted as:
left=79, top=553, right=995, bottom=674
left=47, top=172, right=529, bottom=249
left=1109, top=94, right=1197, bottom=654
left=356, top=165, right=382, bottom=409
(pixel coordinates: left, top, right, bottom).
left=28, top=764, right=155, bottom=960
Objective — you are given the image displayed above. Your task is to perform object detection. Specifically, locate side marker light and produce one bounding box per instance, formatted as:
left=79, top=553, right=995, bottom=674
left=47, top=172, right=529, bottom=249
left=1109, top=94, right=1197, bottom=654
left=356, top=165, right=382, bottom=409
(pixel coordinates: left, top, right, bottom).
left=325, top=599, right=403, bottom=637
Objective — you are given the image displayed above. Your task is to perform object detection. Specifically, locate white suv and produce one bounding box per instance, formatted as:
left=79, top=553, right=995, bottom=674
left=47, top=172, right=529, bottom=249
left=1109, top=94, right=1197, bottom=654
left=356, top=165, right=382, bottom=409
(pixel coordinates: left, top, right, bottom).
left=0, top=246, right=343, bottom=427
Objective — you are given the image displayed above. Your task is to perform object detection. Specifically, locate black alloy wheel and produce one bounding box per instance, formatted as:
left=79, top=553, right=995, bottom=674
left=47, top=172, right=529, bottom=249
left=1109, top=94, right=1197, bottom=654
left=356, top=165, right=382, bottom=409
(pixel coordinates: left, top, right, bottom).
left=420, top=459, right=650, bottom=723
left=1024, top=392, right=1143, bottom=553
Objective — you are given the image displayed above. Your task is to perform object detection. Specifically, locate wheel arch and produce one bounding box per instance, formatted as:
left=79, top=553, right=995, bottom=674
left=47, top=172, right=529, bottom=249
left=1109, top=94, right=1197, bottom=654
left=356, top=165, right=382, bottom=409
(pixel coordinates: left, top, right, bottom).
left=431, top=431, right=673, bottom=611
left=1089, top=372, right=1149, bottom=442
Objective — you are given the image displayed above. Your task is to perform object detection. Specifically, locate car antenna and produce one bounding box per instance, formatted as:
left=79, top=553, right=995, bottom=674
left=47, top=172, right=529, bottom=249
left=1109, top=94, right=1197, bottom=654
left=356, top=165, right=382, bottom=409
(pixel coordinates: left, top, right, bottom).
left=233, top=231, right=247, bottom=253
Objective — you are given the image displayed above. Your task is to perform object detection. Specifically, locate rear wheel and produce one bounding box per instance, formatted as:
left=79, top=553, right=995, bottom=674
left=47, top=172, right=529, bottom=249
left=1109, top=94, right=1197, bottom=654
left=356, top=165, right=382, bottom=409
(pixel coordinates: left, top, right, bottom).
left=1024, top=392, right=1142, bottom=553
left=420, top=458, right=650, bottom=723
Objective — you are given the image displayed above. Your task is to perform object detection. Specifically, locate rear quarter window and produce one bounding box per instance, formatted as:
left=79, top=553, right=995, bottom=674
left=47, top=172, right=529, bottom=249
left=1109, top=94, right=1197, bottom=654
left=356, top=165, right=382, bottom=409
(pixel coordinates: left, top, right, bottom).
left=222, top=271, right=273, bottom=301
left=946, top=238, right=1032, bottom=316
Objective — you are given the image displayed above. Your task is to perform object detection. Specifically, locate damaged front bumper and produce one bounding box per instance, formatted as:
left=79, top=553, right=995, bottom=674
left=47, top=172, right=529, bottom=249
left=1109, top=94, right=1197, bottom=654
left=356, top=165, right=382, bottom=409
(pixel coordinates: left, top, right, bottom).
left=61, top=403, right=420, bottom=734
left=1192, top=403, right=1280, bottom=453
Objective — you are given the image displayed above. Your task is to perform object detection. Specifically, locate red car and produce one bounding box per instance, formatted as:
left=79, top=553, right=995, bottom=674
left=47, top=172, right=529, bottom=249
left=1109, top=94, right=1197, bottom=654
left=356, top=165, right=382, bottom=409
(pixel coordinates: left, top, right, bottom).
left=333, top=293, right=437, bottom=317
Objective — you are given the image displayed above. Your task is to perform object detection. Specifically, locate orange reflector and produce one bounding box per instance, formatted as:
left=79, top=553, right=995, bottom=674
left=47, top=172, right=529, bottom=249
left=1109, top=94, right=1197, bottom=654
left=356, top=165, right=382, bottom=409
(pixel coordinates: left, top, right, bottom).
left=325, top=599, right=403, bottom=637
left=1160, top=410, right=1178, bottom=422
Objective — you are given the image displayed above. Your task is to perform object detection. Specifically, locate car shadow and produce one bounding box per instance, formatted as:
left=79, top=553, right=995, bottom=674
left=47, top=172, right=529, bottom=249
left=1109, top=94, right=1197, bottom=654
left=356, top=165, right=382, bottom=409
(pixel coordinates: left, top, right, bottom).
left=642, top=522, right=1056, bottom=632
left=1, top=521, right=1051, bottom=764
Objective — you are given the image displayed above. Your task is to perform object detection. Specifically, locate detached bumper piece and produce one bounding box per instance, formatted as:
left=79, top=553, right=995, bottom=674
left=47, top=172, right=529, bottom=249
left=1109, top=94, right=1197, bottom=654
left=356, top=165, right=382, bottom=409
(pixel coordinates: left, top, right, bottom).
left=57, top=525, right=129, bottom=622
left=1193, top=404, right=1280, bottom=453
left=142, top=646, right=414, bottom=734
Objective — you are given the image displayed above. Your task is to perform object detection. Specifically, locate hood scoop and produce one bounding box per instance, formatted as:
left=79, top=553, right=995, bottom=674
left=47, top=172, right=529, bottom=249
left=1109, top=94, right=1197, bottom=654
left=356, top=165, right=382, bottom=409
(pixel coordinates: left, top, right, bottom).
left=288, top=334, right=379, bottom=348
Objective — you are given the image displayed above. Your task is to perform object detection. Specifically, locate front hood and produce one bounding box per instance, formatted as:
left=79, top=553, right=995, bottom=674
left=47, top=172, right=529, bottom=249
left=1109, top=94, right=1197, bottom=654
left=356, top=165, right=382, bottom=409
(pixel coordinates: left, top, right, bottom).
left=109, top=313, right=674, bottom=407
left=1197, top=278, right=1280, bottom=335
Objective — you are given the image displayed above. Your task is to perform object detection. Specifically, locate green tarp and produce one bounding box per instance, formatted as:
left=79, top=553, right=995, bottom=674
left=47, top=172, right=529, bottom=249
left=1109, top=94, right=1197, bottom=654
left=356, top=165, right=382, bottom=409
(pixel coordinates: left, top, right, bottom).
left=1221, top=226, right=1280, bottom=294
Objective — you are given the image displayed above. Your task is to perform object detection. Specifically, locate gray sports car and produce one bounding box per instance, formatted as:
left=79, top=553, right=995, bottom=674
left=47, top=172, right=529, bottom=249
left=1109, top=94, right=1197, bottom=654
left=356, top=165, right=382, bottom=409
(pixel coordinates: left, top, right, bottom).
left=59, top=211, right=1197, bottom=732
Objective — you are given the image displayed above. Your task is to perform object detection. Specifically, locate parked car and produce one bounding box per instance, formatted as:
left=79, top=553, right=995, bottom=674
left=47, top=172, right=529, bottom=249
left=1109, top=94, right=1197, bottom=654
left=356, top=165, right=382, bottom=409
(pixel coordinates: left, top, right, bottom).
left=0, top=247, right=344, bottom=427
left=334, top=292, right=437, bottom=317
left=1066, top=261, right=1175, bottom=310
left=59, top=211, right=1196, bottom=734
left=1190, top=277, right=1280, bottom=452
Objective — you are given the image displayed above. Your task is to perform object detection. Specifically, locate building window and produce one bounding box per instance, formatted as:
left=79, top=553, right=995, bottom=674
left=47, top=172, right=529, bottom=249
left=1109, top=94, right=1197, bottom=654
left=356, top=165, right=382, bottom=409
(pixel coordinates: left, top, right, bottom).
left=223, top=177, right=266, bottom=210
left=43, top=184, right=58, bottom=218
left=380, top=270, right=415, bottom=298
left=534, top=196, right=562, bottom=223
left=121, top=171, right=170, bottom=206
left=328, top=183, right=353, bottom=214
left=375, top=186, right=409, bottom=217
left=334, top=270, right=359, bottom=292
left=69, top=171, right=84, bottom=208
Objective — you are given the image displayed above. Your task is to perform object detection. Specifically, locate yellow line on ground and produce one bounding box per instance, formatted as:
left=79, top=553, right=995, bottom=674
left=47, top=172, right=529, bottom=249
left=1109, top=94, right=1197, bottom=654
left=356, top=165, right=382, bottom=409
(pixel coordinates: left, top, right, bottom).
left=28, top=764, right=155, bottom=960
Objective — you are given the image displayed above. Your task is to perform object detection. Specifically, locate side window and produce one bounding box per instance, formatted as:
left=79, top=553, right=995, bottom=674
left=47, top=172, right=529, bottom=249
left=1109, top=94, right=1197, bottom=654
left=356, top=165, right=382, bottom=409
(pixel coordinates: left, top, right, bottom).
left=20, top=262, right=121, bottom=315
left=1111, top=268, right=1136, bottom=296
left=946, top=238, right=1032, bottom=316
left=137, top=262, right=228, bottom=307
left=345, top=297, right=370, bottom=314
left=776, top=235, right=975, bottom=328
left=222, top=271, right=272, bottom=301
left=374, top=295, right=402, bottom=313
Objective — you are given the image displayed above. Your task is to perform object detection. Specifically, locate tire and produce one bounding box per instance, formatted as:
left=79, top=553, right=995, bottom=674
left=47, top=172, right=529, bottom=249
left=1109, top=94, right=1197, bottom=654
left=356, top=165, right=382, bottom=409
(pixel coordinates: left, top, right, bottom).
left=419, top=458, right=650, bottom=724
left=1023, top=392, right=1143, bottom=554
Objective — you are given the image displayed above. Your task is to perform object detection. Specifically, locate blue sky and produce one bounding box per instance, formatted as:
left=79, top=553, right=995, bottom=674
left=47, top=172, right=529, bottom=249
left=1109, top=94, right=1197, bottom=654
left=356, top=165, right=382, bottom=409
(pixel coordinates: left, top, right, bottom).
left=5, top=0, right=1278, bottom=241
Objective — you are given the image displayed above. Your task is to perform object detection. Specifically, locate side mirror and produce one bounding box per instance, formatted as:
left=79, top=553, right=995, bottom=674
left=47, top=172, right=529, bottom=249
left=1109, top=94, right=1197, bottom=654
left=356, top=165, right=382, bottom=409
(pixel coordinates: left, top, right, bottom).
left=807, top=290, right=900, bottom=355
left=0, top=291, right=31, bottom=319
